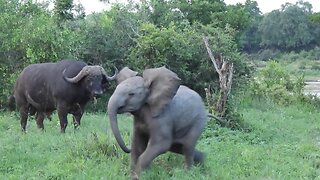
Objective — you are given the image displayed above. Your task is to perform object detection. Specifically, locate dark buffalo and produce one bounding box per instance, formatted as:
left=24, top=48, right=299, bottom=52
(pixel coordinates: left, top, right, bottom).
left=11, top=59, right=117, bottom=132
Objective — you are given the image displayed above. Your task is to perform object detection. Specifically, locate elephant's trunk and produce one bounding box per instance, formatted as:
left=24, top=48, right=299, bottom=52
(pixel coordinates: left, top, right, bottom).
left=107, top=95, right=131, bottom=153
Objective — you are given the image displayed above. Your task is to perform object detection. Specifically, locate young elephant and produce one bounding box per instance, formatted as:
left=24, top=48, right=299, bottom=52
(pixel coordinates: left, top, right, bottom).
left=107, top=67, right=207, bottom=179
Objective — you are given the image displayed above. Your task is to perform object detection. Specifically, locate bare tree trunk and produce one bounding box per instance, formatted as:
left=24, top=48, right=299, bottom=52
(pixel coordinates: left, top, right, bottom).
left=203, top=36, right=234, bottom=117
left=204, top=86, right=213, bottom=114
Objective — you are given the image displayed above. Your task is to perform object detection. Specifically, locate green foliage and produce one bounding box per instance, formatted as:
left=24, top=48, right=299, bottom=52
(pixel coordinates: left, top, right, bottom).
left=53, top=0, right=85, bottom=25
left=239, top=0, right=262, bottom=52
left=0, top=1, right=86, bottom=106
left=250, top=60, right=304, bottom=104
left=259, top=3, right=314, bottom=51
left=311, top=62, right=320, bottom=70
left=309, top=12, right=320, bottom=23
left=270, top=49, right=320, bottom=80
left=172, top=0, right=227, bottom=25
left=127, top=22, right=248, bottom=96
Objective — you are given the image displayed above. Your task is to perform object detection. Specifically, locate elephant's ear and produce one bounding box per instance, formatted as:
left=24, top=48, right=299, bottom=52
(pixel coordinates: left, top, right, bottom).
left=143, top=66, right=181, bottom=117
left=116, top=67, right=138, bottom=84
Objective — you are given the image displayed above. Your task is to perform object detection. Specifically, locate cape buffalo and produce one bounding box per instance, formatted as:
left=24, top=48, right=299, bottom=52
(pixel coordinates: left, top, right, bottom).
left=11, top=59, right=118, bottom=132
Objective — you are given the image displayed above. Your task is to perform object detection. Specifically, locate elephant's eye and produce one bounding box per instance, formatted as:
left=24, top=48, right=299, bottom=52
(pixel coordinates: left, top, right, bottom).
left=128, top=92, right=135, bottom=96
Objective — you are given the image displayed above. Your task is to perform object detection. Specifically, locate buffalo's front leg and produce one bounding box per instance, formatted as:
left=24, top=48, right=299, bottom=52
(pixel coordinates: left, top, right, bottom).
left=72, top=113, right=83, bottom=129
left=72, top=104, right=84, bottom=129
left=57, top=104, right=68, bottom=133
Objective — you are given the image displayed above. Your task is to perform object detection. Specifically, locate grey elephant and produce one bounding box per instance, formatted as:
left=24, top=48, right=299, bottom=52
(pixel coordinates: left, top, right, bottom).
left=107, top=66, right=207, bottom=179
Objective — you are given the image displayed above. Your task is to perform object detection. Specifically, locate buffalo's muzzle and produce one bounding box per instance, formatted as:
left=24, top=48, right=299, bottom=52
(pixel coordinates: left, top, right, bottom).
left=92, top=90, right=103, bottom=97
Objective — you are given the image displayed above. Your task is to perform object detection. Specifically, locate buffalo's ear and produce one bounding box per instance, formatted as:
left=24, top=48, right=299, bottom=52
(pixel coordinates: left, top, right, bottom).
left=116, top=67, right=138, bottom=84
left=143, top=66, right=181, bottom=117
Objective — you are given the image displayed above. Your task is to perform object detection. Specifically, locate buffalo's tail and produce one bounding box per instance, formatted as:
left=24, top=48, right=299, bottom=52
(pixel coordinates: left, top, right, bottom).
left=8, top=95, right=16, bottom=111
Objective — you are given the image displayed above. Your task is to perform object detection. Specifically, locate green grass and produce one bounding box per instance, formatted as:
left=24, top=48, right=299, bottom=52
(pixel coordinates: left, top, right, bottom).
left=1, top=100, right=320, bottom=179
left=280, top=60, right=320, bottom=80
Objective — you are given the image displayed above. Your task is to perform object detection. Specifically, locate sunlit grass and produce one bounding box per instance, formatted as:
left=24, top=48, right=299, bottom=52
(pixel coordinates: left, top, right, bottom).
left=1, top=99, right=320, bottom=179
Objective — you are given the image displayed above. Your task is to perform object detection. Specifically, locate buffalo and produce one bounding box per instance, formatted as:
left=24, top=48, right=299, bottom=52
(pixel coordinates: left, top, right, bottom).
left=10, top=59, right=117, bottom=132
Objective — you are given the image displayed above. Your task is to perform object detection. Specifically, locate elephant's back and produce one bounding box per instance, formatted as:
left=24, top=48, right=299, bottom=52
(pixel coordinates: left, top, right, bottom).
left=168, top=85, right=207, bottom=130
left=174, top=86, right=205, bottom=110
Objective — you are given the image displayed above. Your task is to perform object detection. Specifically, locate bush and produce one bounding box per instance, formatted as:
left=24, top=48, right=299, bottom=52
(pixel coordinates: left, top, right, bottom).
left=299, top=61, right=307, bottom=69
left=310, top=62, right=320, bottom=70
left=257, top=49, right=281, bottom=61
left=249, top=60, right=304, bottom=104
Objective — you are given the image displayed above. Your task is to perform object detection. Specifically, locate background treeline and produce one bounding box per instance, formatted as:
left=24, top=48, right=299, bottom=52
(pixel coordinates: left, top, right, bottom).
left=0, top=0, right=319, bottom=110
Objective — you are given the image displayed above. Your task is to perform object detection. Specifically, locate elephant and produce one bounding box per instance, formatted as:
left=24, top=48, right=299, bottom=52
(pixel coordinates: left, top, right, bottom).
left=107, top=66, right=208, bottom=179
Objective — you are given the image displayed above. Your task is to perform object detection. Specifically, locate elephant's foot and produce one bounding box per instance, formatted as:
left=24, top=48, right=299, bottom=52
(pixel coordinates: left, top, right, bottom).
left=131, top=171, right=139, bottom=180
left=194, top=151, right=205, bottom=165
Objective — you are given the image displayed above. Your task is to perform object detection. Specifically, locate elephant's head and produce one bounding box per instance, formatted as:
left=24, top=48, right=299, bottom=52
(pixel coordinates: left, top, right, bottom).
left=116, top=67, right=138, bottom=84
left=107, top=66, right=181, bottom=153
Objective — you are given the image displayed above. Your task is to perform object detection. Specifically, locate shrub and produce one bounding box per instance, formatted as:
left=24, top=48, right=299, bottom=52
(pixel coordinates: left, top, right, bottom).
left=249, top=60, right=304, bottom=104
left=299, top=61, right=307, bottom=69
left=311, top=62, right=320, bottom=70
left=257, top=49, right=281, bottom=61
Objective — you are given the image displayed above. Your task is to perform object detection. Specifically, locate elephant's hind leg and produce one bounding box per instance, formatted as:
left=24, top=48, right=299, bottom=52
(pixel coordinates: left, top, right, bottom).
left=193, top=150, right=205, bottom=165
left=182, top=122, right=205, bottom=168
left=170, top=144, right=204, bottom=167
left=136, top=138, right=171, bottom=174
left=183, top=144, right=195, bottom=169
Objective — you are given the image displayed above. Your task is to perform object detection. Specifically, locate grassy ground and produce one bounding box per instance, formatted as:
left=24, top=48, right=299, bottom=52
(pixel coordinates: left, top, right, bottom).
left=1, top=99, right=320, bottom=179
left=283, top=60, right=320, bottom=81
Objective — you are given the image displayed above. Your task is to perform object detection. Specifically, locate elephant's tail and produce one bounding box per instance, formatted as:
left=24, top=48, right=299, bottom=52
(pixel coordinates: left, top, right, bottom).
left=207, top=113, right=226, bottom=124
left=8, top=95, right=16, bottom=111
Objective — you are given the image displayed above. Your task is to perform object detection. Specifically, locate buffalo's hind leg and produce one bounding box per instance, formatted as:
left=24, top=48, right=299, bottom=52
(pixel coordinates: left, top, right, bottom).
left=19, top=106, right=29, bottom=132
left=36, top=112, right=45, bottom=130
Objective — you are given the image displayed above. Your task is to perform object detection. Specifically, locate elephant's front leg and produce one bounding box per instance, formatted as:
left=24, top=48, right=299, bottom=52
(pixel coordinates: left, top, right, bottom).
left=131, top=131, right=148, bottom=179
left=135, top=135, right=172, bottom=176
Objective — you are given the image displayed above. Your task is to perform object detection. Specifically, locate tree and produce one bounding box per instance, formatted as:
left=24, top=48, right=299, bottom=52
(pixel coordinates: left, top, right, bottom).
left=259, top=2, right=314, bottom=51
left=239, top=0, right=263, bottom=52
left=54, top=0, right=85, bottom=26
left=54, top=0, right=74, bottom=23
left=309, top=12, right=320, bottom=23
left=172, top=0, right=227, bottom=25
left=203, top=37, right=234, bottom=117
left=76, top=4, right=138, bottom=67
left=0, top=0, right=83, bottom=107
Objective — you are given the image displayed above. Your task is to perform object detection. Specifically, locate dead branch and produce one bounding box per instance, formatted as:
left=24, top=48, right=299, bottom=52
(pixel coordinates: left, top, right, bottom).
left=203, top=36, right=222, bottom=77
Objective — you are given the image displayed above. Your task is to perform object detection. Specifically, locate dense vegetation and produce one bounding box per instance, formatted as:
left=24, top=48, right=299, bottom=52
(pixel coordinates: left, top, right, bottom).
left=1, top=0, right=320, bottom=179
left=1, top=0, right=319, bottom=108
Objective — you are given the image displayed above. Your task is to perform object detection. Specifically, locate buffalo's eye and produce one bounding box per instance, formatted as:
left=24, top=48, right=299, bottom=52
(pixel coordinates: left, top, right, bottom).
left=128, top=92, right=135, bottom=96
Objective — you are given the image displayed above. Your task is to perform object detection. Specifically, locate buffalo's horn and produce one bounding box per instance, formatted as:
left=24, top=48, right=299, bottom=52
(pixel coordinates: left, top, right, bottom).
left=102, top=66, right=118, bottom=81
left=63, top=66, right=89, bottom=83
